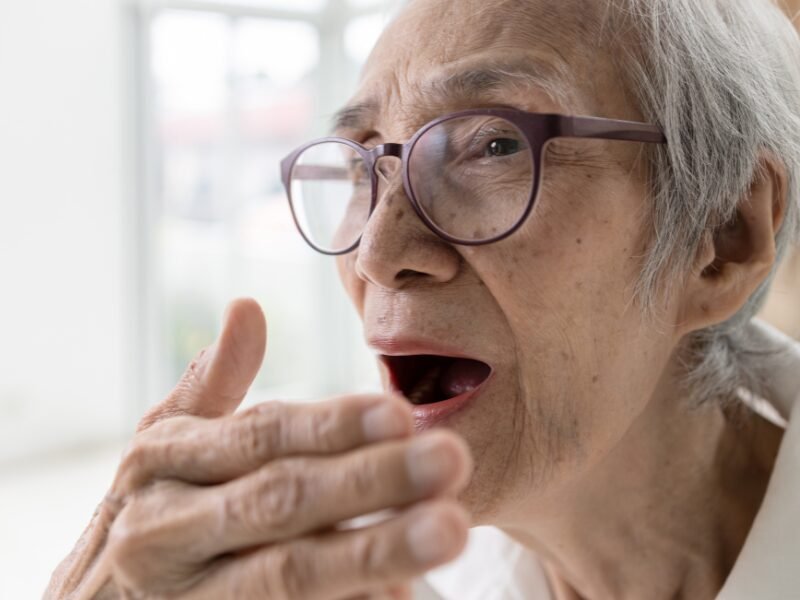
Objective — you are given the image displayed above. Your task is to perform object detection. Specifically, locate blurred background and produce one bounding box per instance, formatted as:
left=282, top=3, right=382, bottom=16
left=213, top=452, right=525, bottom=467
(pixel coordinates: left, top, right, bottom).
left=0, top=0, right=798, bottom=597
left=0, top=0, right=400, bottom=595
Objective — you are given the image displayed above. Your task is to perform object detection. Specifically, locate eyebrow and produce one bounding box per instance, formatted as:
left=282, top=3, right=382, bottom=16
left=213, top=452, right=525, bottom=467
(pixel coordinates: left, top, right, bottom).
left=331, top=58, right=570, bottom=134
left=429, top=58, right=569, bottom=105
left=331, top=102, right=379, bottom=133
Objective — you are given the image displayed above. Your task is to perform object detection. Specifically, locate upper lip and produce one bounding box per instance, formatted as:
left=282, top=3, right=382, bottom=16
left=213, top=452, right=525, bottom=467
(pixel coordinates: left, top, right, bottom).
left=369, top=335, right=495, bottom=403
left=367, top=335, right=491, bottom=363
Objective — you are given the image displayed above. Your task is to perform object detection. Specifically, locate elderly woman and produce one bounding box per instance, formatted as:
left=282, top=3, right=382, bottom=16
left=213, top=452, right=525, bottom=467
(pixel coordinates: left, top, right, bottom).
left=48, top=0, right=800, bottom=599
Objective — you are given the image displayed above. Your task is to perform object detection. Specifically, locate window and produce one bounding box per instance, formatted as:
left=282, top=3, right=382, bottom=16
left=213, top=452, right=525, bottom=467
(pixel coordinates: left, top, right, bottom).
left=141, top=0, right=402, bottom=409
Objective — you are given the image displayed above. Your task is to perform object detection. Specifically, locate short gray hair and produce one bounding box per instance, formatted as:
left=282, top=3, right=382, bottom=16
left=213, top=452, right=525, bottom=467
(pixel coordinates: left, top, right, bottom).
left=605, top=0, right=800, bottom=405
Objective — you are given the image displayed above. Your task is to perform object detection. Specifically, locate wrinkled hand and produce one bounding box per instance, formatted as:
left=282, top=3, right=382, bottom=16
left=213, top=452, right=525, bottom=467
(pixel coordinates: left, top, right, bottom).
left=46, top=299, right=472, bottom=600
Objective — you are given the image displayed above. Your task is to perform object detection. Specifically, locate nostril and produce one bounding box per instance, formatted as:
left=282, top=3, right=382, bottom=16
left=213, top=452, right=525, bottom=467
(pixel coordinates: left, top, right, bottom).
left=397, top=269, right=424, bottom=280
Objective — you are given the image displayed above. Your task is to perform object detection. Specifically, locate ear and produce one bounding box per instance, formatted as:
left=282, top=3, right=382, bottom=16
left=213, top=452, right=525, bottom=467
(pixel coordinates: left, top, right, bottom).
left=675, top=153, right=788, bottom=337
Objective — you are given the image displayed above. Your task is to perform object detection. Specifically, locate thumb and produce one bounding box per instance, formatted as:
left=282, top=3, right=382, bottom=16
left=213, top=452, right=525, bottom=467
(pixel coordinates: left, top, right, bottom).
left=138, top=297, right=267, bottom=431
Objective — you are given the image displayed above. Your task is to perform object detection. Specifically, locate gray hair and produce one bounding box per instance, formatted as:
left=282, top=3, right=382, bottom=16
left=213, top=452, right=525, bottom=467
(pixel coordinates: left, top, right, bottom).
left=604, top=0, right=800, bottom=406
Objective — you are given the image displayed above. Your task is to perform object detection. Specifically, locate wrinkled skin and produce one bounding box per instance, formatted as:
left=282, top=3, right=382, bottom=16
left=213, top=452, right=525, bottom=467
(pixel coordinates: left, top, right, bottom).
left=48, top=0, right=789, bottom=598
left=335, top=0, right=787, bottom=597
left=45, top=299, right=473, bottom=599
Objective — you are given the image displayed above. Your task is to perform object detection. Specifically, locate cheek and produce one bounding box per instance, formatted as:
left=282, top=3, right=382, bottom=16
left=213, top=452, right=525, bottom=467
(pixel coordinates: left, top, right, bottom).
left=464, top=174, right=661, bottom=461
left=476, top=169, right=648, bottom=331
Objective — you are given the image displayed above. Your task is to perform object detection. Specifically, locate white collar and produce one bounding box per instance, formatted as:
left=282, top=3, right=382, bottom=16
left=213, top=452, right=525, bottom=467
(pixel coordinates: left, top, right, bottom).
left=716, top=320, right=800, bottom=599
left=424, top=526, right=552, bottom=600
left=424, top=320, right=800, bottom=600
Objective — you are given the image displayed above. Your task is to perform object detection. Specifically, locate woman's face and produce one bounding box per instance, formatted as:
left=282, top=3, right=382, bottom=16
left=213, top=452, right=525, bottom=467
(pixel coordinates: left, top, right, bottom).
left=335, top=0, right=683, bottom=524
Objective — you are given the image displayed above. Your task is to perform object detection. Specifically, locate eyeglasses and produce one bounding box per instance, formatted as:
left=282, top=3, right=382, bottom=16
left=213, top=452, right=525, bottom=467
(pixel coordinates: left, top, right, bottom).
left=280, top=108, right=666, bottom=255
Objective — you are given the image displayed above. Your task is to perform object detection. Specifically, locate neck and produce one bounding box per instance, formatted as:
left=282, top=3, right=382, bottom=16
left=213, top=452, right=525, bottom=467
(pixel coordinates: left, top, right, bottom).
left=501, top=374, right=783, bottom=600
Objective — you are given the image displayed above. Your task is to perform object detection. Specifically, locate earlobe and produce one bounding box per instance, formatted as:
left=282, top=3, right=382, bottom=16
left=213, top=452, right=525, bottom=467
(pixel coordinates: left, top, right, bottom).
left=675, top=155, right=787, bottom=337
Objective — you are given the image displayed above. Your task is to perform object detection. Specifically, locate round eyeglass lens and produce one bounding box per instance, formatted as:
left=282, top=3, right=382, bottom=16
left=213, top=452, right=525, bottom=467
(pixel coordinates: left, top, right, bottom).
left=289, top=141, right=372, bottom=254
left=408, top=115, right=535, bottom=242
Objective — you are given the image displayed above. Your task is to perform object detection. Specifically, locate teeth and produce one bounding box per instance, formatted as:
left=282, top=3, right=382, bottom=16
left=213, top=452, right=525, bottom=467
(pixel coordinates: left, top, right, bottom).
left=408, top=366, right=442, bottom=405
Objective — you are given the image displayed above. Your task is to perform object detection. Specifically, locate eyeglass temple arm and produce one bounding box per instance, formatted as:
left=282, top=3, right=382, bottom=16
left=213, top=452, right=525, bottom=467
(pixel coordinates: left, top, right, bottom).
left=291, top=165, right=350, bottom=181
left=559, top=115, right=667, bottom=144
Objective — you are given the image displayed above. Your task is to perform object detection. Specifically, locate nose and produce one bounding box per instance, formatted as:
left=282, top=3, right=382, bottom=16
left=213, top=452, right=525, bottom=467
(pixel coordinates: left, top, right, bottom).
left=353, top=153, right=460, bottom=289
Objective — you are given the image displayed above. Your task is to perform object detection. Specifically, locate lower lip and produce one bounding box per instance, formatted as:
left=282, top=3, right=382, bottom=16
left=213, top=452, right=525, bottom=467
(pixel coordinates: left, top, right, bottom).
left=406, top=373, right=493, bottom=429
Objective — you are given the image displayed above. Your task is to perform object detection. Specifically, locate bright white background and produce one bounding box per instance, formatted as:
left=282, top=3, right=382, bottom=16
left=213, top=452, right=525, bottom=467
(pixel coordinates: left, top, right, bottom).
left=0, top=0, right=400, bottom=596
left=0, top=0, right=798, bottom=597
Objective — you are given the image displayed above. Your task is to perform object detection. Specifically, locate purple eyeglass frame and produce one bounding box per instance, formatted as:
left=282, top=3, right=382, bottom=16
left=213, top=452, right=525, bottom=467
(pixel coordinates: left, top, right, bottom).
left=280, top=108, right=667, bottom=256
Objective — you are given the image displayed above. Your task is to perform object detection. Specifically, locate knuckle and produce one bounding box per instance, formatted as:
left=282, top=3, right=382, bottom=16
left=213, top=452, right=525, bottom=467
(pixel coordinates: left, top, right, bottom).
left=232, top=401, right=287, bottom=463
left=116, top=417, right=197, bottom=494
left=347, top=453, right=382, bottom=500
left=257, top=546, right=305, bottom=600
left=115, top=440, right=151, bottom=493
left=350, top=530, right=386, bottom=578
left=225, top=462, right=307, bottom=537
left=307, top=405, right=345, bottom=452
left=119, top=439, right=144, bottom=473
left=259, top=463, right=308, bottom=532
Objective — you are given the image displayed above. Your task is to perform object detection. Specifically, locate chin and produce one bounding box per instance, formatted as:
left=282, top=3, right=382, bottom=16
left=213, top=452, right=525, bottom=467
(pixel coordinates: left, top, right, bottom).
left=416, top=378, right=527, bottom=525
left=374, top=350, right=537, bottom=523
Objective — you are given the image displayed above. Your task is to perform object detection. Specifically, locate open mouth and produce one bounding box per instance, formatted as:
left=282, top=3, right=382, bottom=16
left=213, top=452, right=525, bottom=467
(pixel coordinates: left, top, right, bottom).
left=381, top=354, right=492, bottom=405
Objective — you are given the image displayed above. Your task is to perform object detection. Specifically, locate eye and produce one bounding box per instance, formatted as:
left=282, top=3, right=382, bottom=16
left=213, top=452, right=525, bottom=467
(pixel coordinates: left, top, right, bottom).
left=484, top=138, right=521, bottom=157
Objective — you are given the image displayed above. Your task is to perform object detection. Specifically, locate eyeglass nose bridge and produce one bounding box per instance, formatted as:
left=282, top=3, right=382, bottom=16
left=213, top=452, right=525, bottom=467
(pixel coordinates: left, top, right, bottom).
left=364, top=141, right=428, bottom=233
left=368, top=142, right=408, bottom=185
left=369, top=142, right=405, bottom=160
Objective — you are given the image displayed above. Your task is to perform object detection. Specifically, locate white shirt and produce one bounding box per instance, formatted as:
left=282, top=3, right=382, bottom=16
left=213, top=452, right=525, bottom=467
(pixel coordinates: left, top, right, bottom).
left=417, top=320, right=800, bottom=600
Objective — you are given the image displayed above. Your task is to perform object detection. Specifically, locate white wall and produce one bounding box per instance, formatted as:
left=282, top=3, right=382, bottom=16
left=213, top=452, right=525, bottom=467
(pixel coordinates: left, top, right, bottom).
left=0, top=0, right=131, bottom=463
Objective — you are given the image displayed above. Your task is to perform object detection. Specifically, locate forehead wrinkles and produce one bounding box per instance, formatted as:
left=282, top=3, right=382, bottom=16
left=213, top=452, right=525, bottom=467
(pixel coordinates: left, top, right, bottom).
left=382, top=0, right=602, bottom=66
left=356, top=0, right=604, bottom=121
left=425, top=55, right=575, bottom=107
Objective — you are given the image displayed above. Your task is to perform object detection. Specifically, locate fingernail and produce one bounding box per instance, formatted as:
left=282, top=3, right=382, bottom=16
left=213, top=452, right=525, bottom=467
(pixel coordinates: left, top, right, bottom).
left=406, top=435, right=455, bottom=493
left=407, top=511, right=455, bottom=565
left=362, top=403, right=408, bottom=442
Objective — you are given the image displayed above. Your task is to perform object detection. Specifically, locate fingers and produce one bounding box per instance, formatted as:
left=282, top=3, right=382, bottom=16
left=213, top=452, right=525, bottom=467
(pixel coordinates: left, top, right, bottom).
left=386, top=585, right=413, bottom=600
left=195, top=429, right=472, bottom=553
left=109, top=430, right=471, bottom=567
left=137, top=297, right=267, bottom=432
left=341, top=584, right=411, bottom=600
left=181, top=500, right=469, bottom=600
left=112, top=394, right=414, bottom=493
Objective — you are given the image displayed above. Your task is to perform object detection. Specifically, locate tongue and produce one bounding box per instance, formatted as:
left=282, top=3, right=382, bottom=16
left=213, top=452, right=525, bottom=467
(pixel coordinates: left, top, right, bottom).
left=438, top=359, right=491, bottom=398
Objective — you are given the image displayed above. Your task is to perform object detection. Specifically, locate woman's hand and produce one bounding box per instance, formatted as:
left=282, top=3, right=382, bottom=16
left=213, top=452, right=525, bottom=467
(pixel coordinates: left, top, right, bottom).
left=45, top=299, right=472, bottom=600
